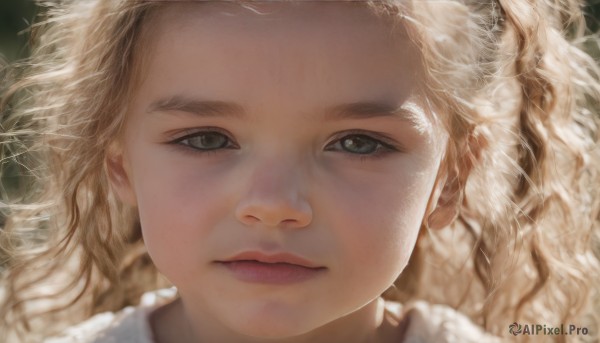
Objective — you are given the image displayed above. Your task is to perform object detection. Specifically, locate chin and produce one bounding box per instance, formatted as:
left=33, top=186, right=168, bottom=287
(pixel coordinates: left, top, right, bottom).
left=230, top=308, right=322, bottom=339
left=237, top=323, right=316, bottom=340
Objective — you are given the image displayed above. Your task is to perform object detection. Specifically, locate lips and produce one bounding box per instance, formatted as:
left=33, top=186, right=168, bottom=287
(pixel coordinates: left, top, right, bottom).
left=216, top=251, right=326, bottom=284
left=218, top=251, right=325, bottom=269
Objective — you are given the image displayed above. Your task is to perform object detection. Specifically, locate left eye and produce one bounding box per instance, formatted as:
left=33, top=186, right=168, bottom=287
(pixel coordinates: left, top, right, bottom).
left=174, top=131, right=235, bottom=151
left=325, top=134, right=395, bottom=155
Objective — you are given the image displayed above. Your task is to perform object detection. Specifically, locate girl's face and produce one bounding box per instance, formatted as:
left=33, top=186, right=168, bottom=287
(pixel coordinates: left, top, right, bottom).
left=111, top=2, right=447, bottom=342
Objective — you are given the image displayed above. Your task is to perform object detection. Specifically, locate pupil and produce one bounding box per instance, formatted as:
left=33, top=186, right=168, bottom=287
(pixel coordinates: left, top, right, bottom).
left=343, top=136, right=376, bottom=154
left=192, top=133, right=226, bottom=149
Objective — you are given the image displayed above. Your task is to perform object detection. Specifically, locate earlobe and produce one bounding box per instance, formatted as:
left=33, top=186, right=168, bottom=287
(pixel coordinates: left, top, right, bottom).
left=424, top=130, right=485, bottom=230
left=105, top=144, right=137, bottom=207
left=425, top=177, right=461, bottom=230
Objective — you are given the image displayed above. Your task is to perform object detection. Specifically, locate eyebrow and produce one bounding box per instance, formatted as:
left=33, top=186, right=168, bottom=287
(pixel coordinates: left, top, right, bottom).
left=323, top=101, right=414, bottom=122
left=147, top=96, right=418, bottom=123
left=147, top=96, right=246, bottom=118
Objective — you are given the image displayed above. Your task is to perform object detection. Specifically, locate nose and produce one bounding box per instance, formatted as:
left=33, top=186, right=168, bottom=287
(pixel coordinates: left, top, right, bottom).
left=234, top=160, right=313, bottom=229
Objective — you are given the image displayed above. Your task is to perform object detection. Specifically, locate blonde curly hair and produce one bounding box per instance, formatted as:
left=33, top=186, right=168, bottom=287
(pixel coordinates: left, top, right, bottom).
left=1, top=1, right=599, bottom=342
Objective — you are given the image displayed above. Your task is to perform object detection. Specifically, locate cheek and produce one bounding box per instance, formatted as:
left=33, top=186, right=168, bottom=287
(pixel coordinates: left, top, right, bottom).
left=320, top=167, right=434, bottom=281
left=127, top=147, right=232, bottom=277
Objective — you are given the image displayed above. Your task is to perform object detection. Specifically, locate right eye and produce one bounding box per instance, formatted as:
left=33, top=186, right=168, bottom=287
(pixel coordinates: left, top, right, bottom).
left=170, top=129, right=237, bottom=154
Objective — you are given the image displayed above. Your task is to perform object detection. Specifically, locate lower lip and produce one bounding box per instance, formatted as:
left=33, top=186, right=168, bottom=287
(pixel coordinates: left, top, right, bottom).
left=218, top=261, right=326, bottom=285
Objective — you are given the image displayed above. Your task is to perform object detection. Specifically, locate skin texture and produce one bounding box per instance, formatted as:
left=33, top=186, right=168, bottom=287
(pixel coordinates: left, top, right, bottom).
left=107, top=2, right=450, bottom=342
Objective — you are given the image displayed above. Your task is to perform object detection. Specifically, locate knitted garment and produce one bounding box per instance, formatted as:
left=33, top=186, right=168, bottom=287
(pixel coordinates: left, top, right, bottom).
left=46, top=288, right=501, bottom=343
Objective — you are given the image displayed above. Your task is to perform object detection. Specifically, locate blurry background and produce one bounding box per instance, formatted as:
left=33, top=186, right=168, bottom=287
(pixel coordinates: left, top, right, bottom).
left=1, top=1, right=37, bottom=62
left=2, top=1, right=600, bottom=62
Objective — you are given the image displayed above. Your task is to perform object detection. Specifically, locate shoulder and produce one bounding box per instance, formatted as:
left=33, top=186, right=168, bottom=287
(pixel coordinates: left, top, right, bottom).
left=45, top=288, right=177, bottom=343
left=385, top=300, right=502, bottom=343
left=44, top=307, right=146, bottom=343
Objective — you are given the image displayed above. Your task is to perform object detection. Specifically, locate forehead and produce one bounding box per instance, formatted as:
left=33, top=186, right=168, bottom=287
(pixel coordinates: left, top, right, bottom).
left=136, top=1, right=425, bottom=122
left=144, top=1, right=417, bottom=74
left=153, top=1, right=401, bottom=31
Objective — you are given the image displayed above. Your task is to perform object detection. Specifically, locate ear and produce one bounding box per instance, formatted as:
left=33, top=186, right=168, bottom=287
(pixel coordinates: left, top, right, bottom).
left=424, top=130, right=485, bottom=230
left=424, top=167, right=461, bottom=230
left=105, top=142, right=137, bottom=207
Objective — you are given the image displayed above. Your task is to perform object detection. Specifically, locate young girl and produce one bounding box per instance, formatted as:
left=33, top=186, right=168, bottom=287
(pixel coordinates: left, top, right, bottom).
left=1, top=0, right=599, bottom=342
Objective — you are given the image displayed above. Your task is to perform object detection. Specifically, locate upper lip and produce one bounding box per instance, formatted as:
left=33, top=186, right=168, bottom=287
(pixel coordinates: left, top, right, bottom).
left=219, top=251, right=325, bottom=269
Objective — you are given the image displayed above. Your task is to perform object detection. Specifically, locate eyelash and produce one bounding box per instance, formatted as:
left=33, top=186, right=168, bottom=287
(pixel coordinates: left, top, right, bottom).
left=324, top=129, right=400, bottom=161
left=168, top=127, right=238, bottom=157
left=167, top=128, right=400, bottom=160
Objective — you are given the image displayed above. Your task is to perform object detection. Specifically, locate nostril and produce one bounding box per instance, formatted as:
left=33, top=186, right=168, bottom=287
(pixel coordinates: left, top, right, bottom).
left=242, top=215, right=260, bottom=224
left=240, top=215, right=298, bottom=228
left=234, top=199, right=313, bottom=228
